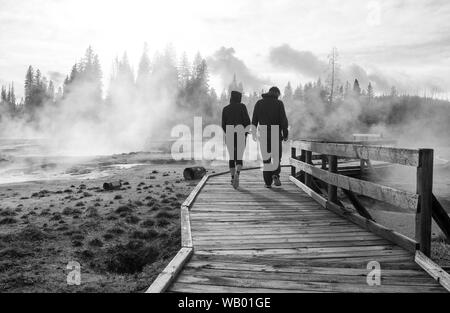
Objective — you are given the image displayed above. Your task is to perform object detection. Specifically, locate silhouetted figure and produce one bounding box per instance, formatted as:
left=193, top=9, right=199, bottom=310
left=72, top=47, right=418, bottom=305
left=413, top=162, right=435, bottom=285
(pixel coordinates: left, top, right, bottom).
left=252, top=87, right=289, bottom=188
left=222, top=91, right=251, bottom=189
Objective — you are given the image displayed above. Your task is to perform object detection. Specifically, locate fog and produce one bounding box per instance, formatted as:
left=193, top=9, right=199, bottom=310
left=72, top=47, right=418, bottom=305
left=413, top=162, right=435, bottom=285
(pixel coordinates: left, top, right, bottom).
left=1, top=44, right=450, bottom=162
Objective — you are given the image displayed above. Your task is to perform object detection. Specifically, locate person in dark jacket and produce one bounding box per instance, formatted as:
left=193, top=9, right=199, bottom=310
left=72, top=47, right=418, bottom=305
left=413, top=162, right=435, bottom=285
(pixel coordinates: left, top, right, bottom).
left=222, top=91, right=251, bottom=189
left=251, top=86, right=289, bottom=188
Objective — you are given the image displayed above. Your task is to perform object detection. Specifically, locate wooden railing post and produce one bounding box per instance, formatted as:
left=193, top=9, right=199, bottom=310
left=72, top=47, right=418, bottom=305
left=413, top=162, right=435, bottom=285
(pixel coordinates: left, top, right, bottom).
left=416, top=149, right=433, bottom=257
left=321, top=155, right=327, bottom=170
left=300, top=150, right=306, bottom=183
left=328, top=155, right=338, bottom=203
left=305, top=151, right=312, bottom=187
left=291, top=147, right=297, bottom=177
left=360, top=159, right=365, bottom=177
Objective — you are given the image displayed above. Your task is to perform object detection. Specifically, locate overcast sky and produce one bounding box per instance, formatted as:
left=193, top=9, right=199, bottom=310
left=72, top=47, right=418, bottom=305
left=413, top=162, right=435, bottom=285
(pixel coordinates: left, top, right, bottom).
left=1, top=0, right=449, bottom=98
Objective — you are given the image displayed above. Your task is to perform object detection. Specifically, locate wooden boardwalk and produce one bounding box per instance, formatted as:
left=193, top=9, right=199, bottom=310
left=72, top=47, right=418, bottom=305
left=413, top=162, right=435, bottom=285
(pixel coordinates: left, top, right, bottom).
left=163, top=168, right=446, bottom=293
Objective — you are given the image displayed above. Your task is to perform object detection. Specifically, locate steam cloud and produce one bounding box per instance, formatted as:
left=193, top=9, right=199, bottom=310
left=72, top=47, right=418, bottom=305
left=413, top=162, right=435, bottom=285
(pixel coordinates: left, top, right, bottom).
left=268, top=44, right=447, bottom=95
left=207, top=47, right=271, bottom=92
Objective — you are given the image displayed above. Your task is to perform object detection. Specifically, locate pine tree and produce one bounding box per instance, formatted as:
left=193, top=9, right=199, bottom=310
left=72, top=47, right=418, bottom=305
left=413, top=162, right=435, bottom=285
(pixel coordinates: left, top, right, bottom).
left=293, top=84, right=303, bottom=101
left=69, top=64, right=78, bottom=83
left=0, top=86, right=6, bottom=102
left=283, top=82, right=293, bottom=103
left=10, top=84, right=16, bottom=105
left=367, top=82, right=374, bottom=102
left=390, top=86, right=398, bottom=97
left=220, top=90, right=228, bottom=106
left=24, top=66, right=34, bottom=108
left=210, top=88, right=218, bottom=102
left=137, top=43, right=151, bottom=88
left=344, top=81, right=351, bottom=98
left=353, top=79, right=361, bottom=96
left=178, top=52, right=191, bottom=88
left=195, top=59, right=209, bottom=93
left=47, top=80, right=55, bottom=102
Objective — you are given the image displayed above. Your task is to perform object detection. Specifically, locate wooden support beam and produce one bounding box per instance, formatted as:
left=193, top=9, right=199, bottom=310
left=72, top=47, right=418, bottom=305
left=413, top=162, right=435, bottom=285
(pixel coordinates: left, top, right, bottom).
left=342, top=189, right=374, bottom=221
left=305, top=151, right=312, bottom=187
left=416, top=149, right=433, bottom=257
left=360, top=159, right=365, bottom=177
left=291, top=147, right=297, bottom=177
left=328, top=155, right=338, bottom=204
left=310, top=177, right=324, bottom=195
left=415, top=251, right=450, bottom=292
left=299, top=150, right=306, bottom=183
left=432, top=194, right=450, bottom=241
left=321, top=155, right=327, bottom=170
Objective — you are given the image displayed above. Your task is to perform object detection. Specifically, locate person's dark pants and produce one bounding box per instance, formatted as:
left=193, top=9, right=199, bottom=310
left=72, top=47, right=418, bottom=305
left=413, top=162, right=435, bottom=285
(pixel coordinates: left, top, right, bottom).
left=260, top=131, right=282, bottom=186
left=226, top=133, right=246, bottom=169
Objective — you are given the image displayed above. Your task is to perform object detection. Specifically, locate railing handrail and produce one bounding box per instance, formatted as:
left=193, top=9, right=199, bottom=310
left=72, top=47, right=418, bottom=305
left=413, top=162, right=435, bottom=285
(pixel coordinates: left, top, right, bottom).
left=290, top=139, right=434, bottom=257
left=292, top=139, right=421, bottom=167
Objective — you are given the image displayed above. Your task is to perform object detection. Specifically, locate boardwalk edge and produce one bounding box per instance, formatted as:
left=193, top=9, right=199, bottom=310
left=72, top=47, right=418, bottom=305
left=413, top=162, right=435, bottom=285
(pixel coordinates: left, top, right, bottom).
left=146, top=247, right=193, bottom=293
left=415, top=251, right=450, bottom=292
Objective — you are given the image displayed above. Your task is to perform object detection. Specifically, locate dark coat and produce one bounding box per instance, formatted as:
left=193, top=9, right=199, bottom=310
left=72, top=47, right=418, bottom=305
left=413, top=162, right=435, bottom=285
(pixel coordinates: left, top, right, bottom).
left=251, top=93, right=289, bottom=140
left=221, top=92, right=251, bottom=133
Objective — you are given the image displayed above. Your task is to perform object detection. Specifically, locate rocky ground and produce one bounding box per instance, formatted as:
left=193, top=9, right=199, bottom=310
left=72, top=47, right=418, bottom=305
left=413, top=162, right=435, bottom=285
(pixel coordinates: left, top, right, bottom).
left=0, top=154, right=225, bottom=293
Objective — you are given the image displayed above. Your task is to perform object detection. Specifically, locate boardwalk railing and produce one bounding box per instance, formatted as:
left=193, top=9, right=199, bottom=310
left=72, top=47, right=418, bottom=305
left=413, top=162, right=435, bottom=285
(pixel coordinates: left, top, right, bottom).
left=290, top=139, right=450, bottom=257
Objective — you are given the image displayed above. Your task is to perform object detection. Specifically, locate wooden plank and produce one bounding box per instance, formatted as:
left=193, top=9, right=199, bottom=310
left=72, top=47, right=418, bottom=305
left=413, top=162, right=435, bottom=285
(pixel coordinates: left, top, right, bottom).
left=289, top=177, right=418, bottom=253
left=416, top=149, right=433, bottom=256
left=432, top=194, right=450, bottom=241
left=170, top=282, right=302, bottom=293
left=175, top=273, right=444, bottom=293
left=192, top=229, right=374, bottom=238
left=181, top=206, right=192, bottom=248
left=194, top=240, right=391, bottom=250
left=180, top=267, right=439, bottom=287
left=185, top=260, right=429, bottom=277
left=191, top=217, right=349, bottom=225
left=192, top=227, right=360, bottom=235
left=290, top=157, right=419, bottom=211
left=146, top=247, right=193, bottom=293
left=292, top=140, right=420, bottom=166
left=190, top=253, right=419, bottom=270
left=194, top=246, right=410, bottom=259
left=415, top=251, right=450, bottom=292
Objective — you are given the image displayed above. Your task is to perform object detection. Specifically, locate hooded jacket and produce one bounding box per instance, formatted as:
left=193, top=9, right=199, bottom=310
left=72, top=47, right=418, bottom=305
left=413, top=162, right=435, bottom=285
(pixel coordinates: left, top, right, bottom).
left=252, top=91, right=289, bottom=140
left=221, top=91, right=251, bottom=133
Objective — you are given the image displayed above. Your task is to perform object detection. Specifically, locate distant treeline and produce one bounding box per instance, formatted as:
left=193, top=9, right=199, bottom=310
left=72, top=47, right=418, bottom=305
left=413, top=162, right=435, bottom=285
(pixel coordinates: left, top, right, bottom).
left=1, top=46, right=449, bottom=143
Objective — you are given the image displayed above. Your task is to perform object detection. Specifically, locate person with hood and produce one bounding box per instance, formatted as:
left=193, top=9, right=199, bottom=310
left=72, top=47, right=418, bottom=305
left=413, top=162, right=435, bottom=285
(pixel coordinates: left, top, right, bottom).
left=222, top=91, right=251, bottom=189
left=251, top=86, right=289, bottom=188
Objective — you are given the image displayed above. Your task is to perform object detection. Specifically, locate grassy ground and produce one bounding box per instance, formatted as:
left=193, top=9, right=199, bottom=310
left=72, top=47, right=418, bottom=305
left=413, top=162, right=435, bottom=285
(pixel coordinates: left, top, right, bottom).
left=0, top=160, right=217, bottom=293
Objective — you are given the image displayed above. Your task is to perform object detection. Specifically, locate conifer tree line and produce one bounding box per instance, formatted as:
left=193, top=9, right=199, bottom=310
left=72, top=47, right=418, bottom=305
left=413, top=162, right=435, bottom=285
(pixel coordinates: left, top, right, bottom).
left=1, top=45, right=449, bottom=141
